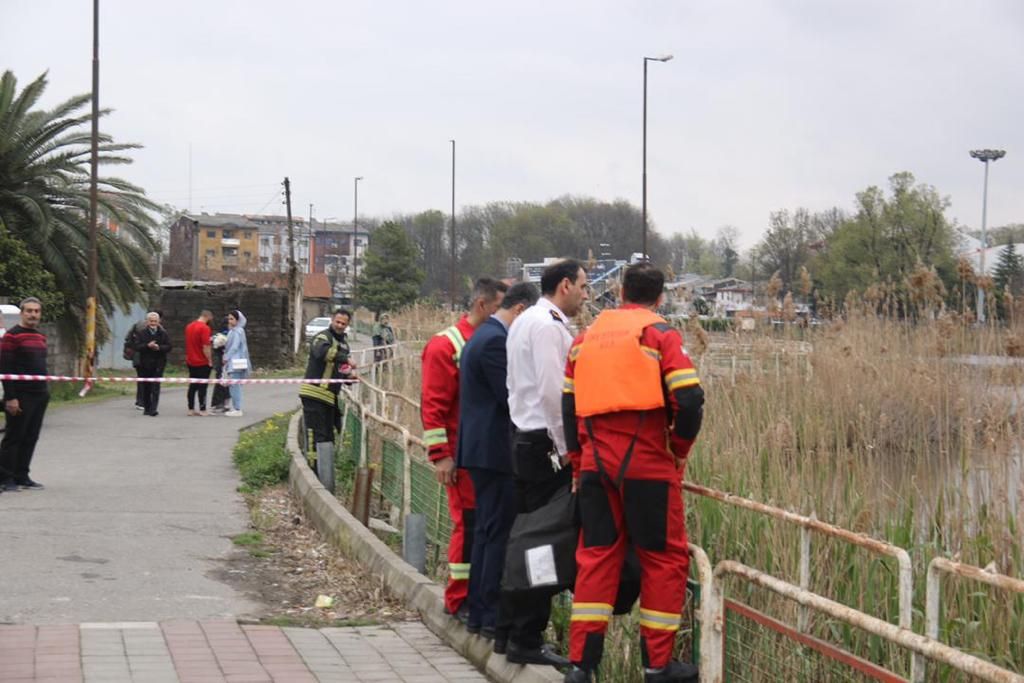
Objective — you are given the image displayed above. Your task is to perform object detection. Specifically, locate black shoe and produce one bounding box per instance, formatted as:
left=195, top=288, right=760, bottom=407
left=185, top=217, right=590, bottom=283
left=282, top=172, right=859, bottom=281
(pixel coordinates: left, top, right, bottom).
left=16, top=478, right=44, bottom=490
left=493, top=632, right=508, bottom=655
left=644, top=661, right=699, bottom=683
left=465, top=623, right=480, bottom=635
left=1, top=479, right=18, bottom=492
left=479, top=626, right=496, bottom=641
left=564, top=666, right=593, bottom=683
left=506, top=642, right=570, bottom=668
left=146, top=411, right=159, bottom=417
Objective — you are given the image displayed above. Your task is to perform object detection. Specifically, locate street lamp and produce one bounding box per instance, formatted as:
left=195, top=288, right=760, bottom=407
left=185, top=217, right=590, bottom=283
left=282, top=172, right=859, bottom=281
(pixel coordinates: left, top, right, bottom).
left=352, top=176, right=363, bottom=319
left=969, top=149, right=1006, bottom=323
left=642, top=54, right=673, bottom=262
left=450, top=139, right=457, bottom=311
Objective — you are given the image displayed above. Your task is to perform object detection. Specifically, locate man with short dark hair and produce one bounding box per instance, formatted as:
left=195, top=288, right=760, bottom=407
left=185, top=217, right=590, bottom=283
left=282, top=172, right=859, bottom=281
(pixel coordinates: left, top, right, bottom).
left=502, top=258, right=589, bottom=667
left=457, top=282, right=539, bottom=644
left=185, top=309, right=214, bottom=416
left=299, top=309, right=353, bottom=478
left=421, top=277, right=508, bottom=622
left=562, top=263, right=704, bottom=683
left=0, top=297, right=50, bottom=492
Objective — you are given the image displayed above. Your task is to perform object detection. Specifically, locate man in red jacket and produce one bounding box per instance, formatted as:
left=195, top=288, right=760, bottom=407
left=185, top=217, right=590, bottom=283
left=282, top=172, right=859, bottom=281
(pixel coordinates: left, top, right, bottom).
left=421, top=278, right=507, bottom=621
left=562, top=264, right=704, bottom=683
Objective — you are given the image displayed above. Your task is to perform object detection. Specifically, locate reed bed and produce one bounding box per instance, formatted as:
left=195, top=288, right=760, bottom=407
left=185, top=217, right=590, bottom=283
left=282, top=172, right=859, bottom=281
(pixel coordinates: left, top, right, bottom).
left=374, top=303, right=1024, bottom=678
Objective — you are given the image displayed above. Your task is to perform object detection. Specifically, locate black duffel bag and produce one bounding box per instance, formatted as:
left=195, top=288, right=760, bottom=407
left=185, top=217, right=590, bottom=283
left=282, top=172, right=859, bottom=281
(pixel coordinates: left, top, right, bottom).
left=501, top=483, right=641, bottom=615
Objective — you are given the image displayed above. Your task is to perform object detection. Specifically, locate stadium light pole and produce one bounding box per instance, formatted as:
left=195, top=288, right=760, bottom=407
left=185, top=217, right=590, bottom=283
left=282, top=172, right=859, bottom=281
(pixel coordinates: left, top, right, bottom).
left=969, top=149, right=1006, bottom=323
left=84, top=0, right=100, bottom=387
left=642, top=54, right=672, bottom=262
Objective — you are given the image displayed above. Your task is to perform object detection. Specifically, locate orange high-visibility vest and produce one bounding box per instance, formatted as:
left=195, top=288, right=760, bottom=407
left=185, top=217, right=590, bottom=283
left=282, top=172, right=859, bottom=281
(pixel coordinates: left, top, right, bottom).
left=574, top=308, right=666, bottom=417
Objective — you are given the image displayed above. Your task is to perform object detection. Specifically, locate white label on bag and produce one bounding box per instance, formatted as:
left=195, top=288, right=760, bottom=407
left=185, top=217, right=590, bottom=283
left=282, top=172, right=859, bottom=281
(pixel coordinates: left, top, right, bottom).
left=230, top=358, right=249, bottom=371
left=526, top=544, right=559, bottom=587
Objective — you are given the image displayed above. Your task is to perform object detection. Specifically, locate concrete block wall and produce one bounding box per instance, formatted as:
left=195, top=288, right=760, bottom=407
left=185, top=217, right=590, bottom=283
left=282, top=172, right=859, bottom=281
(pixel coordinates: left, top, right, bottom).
left=153, top=286, right=294, bottom=370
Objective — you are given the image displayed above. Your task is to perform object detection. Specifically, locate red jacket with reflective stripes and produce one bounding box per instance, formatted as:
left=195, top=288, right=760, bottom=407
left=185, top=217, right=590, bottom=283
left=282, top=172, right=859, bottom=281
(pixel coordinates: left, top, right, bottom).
left=420, top=316, right=475, bottom=462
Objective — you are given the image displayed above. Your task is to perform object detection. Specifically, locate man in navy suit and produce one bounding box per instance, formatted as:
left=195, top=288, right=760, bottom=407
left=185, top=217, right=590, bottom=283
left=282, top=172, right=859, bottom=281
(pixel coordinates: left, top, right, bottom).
left=457, top=282, right=539, bottom=646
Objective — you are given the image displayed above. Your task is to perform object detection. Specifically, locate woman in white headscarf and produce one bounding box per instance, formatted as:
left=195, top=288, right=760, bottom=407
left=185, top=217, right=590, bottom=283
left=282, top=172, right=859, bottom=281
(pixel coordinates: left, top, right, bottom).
left=222, top=310, right=250, bottom=416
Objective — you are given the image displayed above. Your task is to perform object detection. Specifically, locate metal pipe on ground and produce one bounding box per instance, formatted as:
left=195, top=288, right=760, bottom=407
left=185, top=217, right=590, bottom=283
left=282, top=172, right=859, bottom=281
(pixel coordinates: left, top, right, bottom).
left=403, top=513, right=427, bottom=573
left=352, top=467, right=374, bottom=526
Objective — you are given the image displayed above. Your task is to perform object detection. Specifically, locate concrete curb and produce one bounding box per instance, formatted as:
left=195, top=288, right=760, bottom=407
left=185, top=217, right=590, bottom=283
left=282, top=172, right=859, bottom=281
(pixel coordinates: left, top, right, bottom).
left=285, top=412, right=561, bottom=683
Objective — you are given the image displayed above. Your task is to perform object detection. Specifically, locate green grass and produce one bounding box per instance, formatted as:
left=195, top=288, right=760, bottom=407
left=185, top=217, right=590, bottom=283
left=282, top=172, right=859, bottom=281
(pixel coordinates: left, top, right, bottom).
left=233, top=413, right=293, bottom=493
left=231, top=531, right=264, bottom=547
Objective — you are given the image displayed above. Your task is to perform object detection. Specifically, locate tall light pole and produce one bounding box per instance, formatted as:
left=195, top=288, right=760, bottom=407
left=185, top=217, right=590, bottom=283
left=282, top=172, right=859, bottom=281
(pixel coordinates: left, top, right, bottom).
left=969, top=149, right=1006, bottom=323
left=84, top=0, right=100, bottom=386
left=352, top=176, right=363, bottom=330
left=450, top=139, right=457, bottom=311
left=642, top=54, right=673, bottom=262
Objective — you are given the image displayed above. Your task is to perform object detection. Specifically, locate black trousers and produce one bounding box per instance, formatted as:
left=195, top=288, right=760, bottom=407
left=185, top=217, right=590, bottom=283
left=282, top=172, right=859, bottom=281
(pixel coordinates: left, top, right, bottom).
left=301, top=397, right=339, bottom=445
left=138, top=366, right=162, bottom=415
left=0, top=392, right=50, bottom=481
left=187, top=365, right=211, bottom=410
left=500, top=428, right=574, bottom=648
left=467, top=467, right=518, bottom=631
left=134, top=366, right=144, bottom=406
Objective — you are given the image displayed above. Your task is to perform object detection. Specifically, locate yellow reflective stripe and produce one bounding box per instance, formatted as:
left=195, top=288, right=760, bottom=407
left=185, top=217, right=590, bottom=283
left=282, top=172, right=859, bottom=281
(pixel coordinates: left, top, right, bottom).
left=437, top=326, right=466, bottom=367
left=640, top=345, right=662, bottom=361
left=449, top=563, right=471, bottom=579
left=571, top=602, right=613, bottom=623
left=299, top=383, right=336, bottom=405
left=569, top=344, right=583, bottom=361
left=638, top=608, right=681, bottom=631
left=423, top=428, right=448, bottom=446
left=562, top=377, right=575, bottom=394
left=572, top=602, right=613, bottom=614
left=664, top=368, right=698, bottom=383
left=668, top=377, right=701, bottom=391
left=665, top=368, right=700, bottom=391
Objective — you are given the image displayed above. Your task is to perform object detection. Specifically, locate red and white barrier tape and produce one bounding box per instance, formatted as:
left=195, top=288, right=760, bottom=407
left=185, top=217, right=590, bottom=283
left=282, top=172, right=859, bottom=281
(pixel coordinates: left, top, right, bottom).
left=1, top=373, right=361, bottom=397
left=0, top=373, right=360, bottom=385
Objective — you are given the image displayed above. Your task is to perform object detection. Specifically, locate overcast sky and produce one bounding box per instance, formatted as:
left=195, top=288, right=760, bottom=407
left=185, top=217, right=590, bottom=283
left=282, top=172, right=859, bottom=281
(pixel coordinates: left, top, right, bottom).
left=3, top=0, right=1022, bottom=248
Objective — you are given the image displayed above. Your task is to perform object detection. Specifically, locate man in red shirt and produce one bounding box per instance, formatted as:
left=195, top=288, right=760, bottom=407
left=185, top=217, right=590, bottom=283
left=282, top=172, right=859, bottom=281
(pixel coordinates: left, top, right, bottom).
left=184, top=310, right=214, bottom=416
left=420, top=278, right=506, bottom=623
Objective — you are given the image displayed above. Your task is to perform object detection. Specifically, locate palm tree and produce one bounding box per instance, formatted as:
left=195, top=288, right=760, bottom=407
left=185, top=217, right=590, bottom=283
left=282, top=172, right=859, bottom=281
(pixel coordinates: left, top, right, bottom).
left=0, top=70, right=158, bottom=337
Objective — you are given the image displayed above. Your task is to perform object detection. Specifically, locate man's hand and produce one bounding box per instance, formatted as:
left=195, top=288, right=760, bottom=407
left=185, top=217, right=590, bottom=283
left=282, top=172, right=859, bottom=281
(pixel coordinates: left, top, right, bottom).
left=148, top=340, right=159, bottom=350
left=571, top=476, right=580, bottom=494
left=433, top=456, right=457, bottom=486
left=5, top=399, right=20, bottom=416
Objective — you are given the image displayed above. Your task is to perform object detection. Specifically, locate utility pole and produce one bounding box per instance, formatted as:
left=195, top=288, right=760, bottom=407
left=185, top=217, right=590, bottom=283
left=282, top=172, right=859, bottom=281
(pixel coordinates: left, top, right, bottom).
left=450, top=139, right=456, bottom=311
left=352, top=176, right=363, bottom=336
left=283, top=177, right=298, bottom=356
left=84, top=0, right=100, bottom=385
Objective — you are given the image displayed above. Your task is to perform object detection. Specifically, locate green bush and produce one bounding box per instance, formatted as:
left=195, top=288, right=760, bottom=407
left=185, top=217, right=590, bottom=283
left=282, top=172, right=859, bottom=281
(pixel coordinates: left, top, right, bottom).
left=233, top=413, right=292, bottom=492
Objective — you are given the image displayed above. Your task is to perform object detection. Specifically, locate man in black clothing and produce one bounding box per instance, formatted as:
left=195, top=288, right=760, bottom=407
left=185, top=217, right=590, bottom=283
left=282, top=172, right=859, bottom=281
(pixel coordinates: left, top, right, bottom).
left=0, top=297, right=50, bottom=492
left=134, top=311, right=172, bottom=417
left=299, top=309, right=353, bottom=478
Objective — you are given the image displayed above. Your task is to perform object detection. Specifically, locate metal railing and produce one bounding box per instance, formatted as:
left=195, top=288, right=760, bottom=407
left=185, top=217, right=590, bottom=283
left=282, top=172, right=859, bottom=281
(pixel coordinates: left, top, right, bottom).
left=320, top=343, right=1022, bottom=683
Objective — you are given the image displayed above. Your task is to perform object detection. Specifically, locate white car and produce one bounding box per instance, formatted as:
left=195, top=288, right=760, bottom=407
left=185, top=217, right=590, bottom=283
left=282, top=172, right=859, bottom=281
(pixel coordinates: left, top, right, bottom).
left=304, top=316, right=332, bottom=339
left=0, top=303, right=20, bottom=339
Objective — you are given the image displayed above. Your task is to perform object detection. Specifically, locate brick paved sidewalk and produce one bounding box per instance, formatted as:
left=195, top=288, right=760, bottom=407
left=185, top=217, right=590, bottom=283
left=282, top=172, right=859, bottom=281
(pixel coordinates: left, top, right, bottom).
left=0, top=619, right=487, bottom=682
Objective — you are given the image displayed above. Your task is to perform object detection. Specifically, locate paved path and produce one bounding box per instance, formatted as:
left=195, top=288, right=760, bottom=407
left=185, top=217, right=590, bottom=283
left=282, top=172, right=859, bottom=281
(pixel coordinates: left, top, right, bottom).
left=0, top=383, right=300, bottom=624
left=0, top=620, right=487, bottom=682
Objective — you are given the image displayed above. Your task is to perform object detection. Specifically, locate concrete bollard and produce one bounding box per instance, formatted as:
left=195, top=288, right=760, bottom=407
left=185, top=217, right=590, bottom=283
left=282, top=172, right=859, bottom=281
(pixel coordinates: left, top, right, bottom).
left=403, top=513, right=427, bottom=573
left=352, top=467, right=374, bottom=526
left=316, top=442, right=335, bottom=494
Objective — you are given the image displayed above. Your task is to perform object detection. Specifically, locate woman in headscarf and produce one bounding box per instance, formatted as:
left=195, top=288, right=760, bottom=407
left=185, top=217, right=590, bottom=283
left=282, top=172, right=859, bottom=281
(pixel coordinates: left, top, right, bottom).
left=222, top=310, right=250, bottom=417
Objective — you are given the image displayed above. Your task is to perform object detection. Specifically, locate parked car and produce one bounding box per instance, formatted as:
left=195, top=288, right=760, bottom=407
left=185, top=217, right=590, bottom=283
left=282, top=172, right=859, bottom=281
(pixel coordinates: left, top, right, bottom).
left=0, top=303, right=20, bottom=339
left=304, top=316, right=332, bottom=339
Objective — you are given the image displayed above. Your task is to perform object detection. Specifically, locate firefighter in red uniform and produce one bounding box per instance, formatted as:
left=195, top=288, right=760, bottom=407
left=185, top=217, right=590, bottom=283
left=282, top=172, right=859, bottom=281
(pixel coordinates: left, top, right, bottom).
left=421, top=278, right=507, bottom=621
left=561, top=264, right=704, bottom=683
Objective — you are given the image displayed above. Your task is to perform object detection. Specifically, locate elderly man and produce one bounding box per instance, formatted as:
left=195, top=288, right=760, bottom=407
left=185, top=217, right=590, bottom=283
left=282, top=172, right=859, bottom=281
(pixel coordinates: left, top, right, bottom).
left=134, top=311, right=172, bottom=417
left=0, top=297, right=50, bottom=492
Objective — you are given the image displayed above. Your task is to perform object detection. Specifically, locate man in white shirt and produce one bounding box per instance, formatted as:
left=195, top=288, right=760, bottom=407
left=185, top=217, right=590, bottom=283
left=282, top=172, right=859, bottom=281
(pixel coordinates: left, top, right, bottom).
left=502, top=258, right=589, bottom=667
